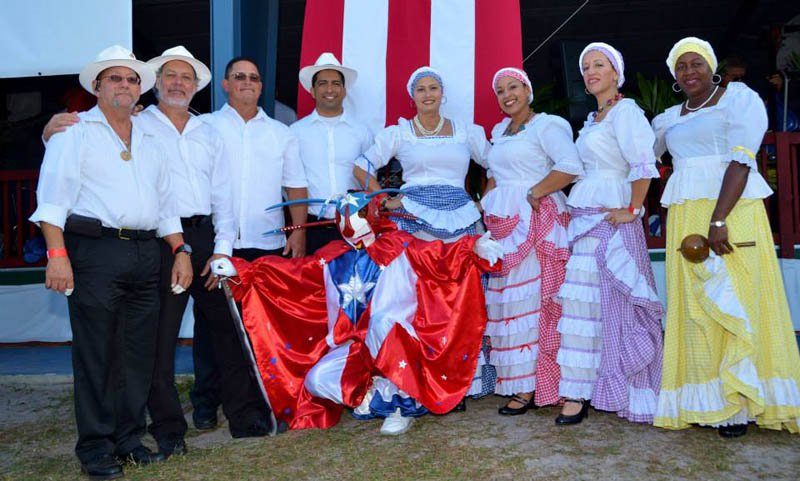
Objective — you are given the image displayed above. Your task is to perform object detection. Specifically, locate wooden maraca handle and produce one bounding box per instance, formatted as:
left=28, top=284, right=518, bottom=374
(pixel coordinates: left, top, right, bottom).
left=733, top=241, right=756, bottom=248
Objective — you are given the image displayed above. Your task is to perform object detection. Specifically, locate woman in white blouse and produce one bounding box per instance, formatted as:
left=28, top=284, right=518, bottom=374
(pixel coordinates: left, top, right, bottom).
left=482, top=67, right=583, bottom=415
left=353, top=67, right=489, bottom=243
left=653, top=37, right=800, bottom=437
left=352, top=66, right=492, bottom=434
left=554, top=42, right=664, bottom=426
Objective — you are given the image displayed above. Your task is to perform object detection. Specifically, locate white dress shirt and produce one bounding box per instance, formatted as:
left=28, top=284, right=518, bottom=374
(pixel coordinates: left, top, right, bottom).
left=202, top=103, right=307, bottom=250
left=30, top=106, right=181, bottom=236
left=290, top=110, right=372, bottom=218
left=139, top=105, right=236, bottom=255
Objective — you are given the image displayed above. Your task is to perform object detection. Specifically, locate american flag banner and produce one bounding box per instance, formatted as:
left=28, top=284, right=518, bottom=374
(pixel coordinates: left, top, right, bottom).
left=297, top=0, right=523, bottom=135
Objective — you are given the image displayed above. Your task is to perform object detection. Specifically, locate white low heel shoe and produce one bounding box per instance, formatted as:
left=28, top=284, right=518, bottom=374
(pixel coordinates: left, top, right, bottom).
left=379, top=408, right=414, bottom=435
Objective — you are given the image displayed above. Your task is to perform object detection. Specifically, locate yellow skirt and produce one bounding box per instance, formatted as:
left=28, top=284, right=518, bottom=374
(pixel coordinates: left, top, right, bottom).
left=654, top=199, right=800, bottom=432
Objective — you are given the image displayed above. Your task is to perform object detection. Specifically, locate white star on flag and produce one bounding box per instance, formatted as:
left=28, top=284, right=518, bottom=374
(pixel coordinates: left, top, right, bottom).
left=399, top=360, right=407, bottom=369
left=441, top=374, right=448, bottom=381
left=318, top=258, right=326, bottom=266
left=337, top=271, right=376, bottom=309
left=441, top=336, right=447, bottom=346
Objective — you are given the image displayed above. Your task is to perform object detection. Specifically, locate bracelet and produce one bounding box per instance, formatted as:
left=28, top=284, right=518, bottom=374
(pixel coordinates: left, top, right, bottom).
left=172, top=243, right=184, bottom=255
left=710, top=220, right=726, bottom=228
left=47, top=248, right=68, bottom=259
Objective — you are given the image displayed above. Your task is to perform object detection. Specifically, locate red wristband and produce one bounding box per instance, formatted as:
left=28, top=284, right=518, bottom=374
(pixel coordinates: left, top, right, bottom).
left=47, top=248, right=68, bottom=259
left=172, top=243, right=185, bottom=255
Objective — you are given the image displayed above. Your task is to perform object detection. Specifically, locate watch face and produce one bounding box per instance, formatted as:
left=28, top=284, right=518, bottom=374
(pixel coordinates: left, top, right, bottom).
left=178, top=243, right=193, bottom=255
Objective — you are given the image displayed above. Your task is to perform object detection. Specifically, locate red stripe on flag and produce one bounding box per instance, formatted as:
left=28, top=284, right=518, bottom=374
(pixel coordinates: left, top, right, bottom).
left=297, top=0, right=345, bottom=119
left=473, top=0, right=523, bottom=135
left=385, top=0, right=432, bottom=126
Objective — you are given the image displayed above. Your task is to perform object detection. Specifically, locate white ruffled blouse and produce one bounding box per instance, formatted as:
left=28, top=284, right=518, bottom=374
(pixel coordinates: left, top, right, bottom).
left=355, top=118, right=490, bottom=188
left=652, top=82, right=772, bottom=206
left=568, top=99, right=660, bottom=209
left=487, top=113, right=584, bottom=187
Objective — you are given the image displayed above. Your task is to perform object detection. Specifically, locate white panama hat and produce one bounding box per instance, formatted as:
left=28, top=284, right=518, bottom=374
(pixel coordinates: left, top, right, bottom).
left=147, top=45, right=212, bottom=90
left=79, top=45, right=156, bottom=94
left=298, top=52, right=357, bottom=93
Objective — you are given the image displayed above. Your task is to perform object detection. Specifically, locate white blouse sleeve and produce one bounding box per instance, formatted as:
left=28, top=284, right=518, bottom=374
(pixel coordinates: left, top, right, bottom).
left=651, top=111, right=670, bottom=158
left=355, top=124, right=400, bottom=175
left=611, top=101, right=660, bottom=182
left=537, top=115, right=584, bottom=176
left=466, top=123, right=491, bottom=169
left=724, top=84, right=768, bottom=169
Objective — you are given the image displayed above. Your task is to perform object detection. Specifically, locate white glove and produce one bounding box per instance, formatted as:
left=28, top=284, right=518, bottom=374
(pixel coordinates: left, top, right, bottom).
left=474, top=231, right=503, bottom=267
left=64, top=288, right=74, bottom=297
left=210, top=257, right=238, bottom=277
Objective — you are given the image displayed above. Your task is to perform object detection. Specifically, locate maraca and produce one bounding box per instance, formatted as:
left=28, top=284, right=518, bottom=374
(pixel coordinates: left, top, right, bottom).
left=677, top=234, right=756, bottom=263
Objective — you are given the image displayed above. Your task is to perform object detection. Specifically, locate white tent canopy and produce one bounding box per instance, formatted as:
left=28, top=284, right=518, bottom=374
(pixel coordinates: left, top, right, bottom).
left=0, top=0, right=132, bottom=78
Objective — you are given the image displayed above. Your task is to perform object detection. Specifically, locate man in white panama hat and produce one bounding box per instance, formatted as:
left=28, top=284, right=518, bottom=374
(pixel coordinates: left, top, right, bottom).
left=30, top=44, right=192, bottom=479
left=141, top=46, right=277, bottom=455
left=291, top=52, right=374, bottom=253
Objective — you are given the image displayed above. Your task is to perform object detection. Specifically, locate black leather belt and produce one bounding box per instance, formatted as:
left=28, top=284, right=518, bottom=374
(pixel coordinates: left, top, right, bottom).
left=181, top=215, right=212, bottom=228
left=101, top=227, right=157, bottom=240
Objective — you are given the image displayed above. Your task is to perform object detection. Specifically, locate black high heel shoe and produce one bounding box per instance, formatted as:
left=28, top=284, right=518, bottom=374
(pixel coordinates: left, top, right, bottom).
left=555, top=399, right=589, bottom=425
left=498, top=393, right=537, bottom=416
left=718, top=423, right=747, bottom=438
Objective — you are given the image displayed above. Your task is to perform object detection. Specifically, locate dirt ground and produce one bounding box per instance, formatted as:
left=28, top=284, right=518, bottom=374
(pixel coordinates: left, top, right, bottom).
left=2, top=375, right=799, bottom=481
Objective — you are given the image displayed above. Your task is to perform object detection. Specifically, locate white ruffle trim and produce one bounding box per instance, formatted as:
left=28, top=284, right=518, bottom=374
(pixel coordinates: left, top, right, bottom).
left=558, top=283, right=599, bottom=304
left=486, top=277, right=541, bottom=305
left=567, top=176, right=631, bottom=210
left=565, top=255, right=599, bottom=274
left=661, top=154, right=773, bottom=206
left=485, top=312, right=540, bottom=337
left=558, top=316, right=601, bottom=337
left=496, top=377, right=537, bottom=396
left=559, top=379, right=594, bottom=400
left=566, top=212, right=606, bottom=244
left=656, top=375, right=800, bottom=420
left=401, top=194, right=481, bottom=231
left=628, top=386, right=658, bottom=416
left=697, top=254, right=752, bottom=332
left=604, top=231, right=661, bottom=304
left=490, top=343, right=539, bottom=366
left=557, top=347, right=601, bottom=369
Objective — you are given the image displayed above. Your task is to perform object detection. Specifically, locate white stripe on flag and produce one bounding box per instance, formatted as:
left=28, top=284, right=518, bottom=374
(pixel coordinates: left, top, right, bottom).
left=342, top=0, right=389, bottom=135
left=430, top=0, right=476, bottom=125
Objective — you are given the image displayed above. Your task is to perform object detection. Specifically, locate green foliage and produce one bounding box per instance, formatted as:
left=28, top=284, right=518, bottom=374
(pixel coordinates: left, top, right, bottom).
left=628, top=72, right=681, bottom=119
left=789, top=50, right=800, bottom=71
left=532, top=81, right=570, bottom=117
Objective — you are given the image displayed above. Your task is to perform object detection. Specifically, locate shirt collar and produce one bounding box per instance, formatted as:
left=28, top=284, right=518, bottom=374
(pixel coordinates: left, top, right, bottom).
left=145, top=104, right=201, bottom=134
left=309, top=108, right=351, bottom=126
left=222, top=102, right=268, bottom=123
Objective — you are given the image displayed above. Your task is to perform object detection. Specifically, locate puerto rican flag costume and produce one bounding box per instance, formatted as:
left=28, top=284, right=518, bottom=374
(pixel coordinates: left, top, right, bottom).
left=225, top=193, right=500, bottom=429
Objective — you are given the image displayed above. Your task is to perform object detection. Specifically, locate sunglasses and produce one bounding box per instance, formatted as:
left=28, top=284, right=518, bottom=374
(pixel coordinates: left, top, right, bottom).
left=99, top=74, right=141, bottom=85
left=229, top=72, right=261, bottom=82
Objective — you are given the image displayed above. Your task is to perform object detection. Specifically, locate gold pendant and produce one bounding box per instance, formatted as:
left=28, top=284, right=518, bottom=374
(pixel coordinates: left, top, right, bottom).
left=120, top=150, right=132, bottom=161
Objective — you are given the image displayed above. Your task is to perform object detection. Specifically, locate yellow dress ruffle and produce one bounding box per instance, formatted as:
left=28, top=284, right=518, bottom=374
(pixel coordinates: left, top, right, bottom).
left=655, top=199, right=800, bottom=432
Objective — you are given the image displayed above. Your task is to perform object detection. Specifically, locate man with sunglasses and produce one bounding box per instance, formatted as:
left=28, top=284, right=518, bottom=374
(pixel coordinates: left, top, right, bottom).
left=203, top=57, right=309, bottom=262
left=30, top=45, right=191, bottom=480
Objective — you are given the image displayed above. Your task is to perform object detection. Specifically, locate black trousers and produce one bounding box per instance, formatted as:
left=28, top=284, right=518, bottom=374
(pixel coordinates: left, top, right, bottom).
left=147, top=221, right=269, bottom=445
left=233, top=246, right=284, bottom=262
left=65, top=233, right=160, bottom=463
left=305, top=214, right=341, bottom=255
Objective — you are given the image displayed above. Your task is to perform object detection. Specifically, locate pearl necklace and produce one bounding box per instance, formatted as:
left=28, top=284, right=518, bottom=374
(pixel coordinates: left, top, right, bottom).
left=413, top=115, right=445, bottom=136
left=684, top=85, right=719, bottom=112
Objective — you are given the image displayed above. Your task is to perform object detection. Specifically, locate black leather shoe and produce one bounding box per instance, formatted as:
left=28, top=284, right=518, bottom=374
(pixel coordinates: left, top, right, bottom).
left=448, top=399, right=467, bottom=413
left=498, top=393, right=537, bottom=416
left=116, top=445, right=166, bottom=465
left=159, top=437, right=187, bottom=458
left=555, top=399, right=590, bottom=425
left=230, top=418, right=271, bottom=438
left=193, top=415, right=218, bottom=430
left=718, top=424, right=747, bottom=438
left=81, top=454, right=123, bottom=480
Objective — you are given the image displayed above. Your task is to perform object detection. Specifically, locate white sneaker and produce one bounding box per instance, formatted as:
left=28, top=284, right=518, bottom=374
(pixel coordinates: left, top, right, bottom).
left=353, top=389, right=374, bottom=416
left=379, top=408, right=414, bottom=435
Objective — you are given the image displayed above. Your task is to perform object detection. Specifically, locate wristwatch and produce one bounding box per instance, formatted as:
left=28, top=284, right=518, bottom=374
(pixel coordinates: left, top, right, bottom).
left=710, top=220, right=726, bottom=228
left=174, top=243, right=193, bottom=256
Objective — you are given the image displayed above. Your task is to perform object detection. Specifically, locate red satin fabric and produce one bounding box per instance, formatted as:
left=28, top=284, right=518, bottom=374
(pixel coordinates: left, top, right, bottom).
left=374, top=236, right=499, bottom=414
left=229, top=230, right=500, bottom=428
